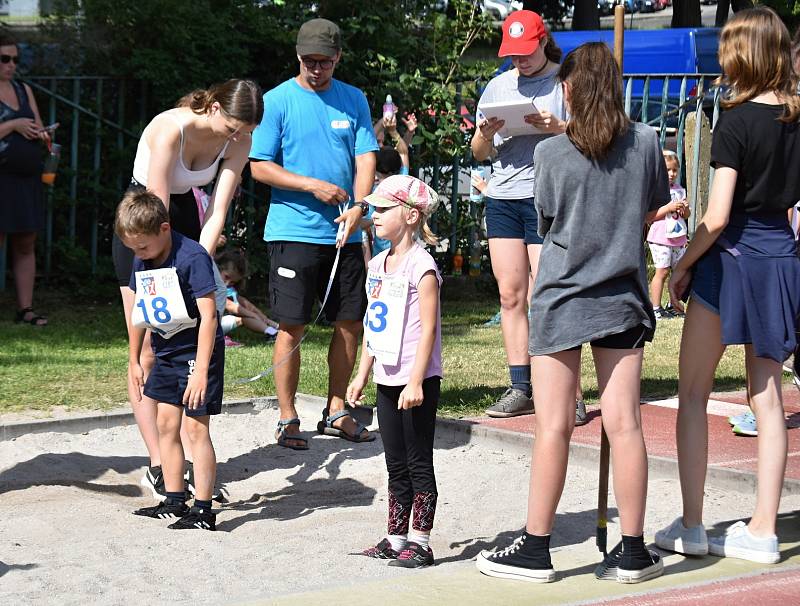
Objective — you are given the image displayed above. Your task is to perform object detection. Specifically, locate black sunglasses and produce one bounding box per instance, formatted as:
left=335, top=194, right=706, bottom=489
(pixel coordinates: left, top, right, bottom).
left=301, top=57, right=335, bottom=70
left=1, top=54, right=19, bottom=65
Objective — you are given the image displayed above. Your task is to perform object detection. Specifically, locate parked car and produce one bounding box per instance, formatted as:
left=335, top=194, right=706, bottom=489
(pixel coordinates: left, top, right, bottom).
left=639, top=0, right=658, bottom=12
left=598, top=0, right=615, bottom=16
left=482, top=0, right=522, bottom=21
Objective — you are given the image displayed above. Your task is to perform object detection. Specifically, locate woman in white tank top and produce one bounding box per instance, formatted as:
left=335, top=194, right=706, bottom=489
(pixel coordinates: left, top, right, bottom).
left=115, top=79, right=263, bottom=495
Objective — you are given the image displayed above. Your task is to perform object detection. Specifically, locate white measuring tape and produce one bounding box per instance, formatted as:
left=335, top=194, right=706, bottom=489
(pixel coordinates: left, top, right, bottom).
left=235, top=201, right=351, bottom=384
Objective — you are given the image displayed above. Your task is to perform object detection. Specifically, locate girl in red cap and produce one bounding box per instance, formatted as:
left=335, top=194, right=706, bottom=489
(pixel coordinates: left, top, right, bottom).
left=472, top=12, right=587, bottom=426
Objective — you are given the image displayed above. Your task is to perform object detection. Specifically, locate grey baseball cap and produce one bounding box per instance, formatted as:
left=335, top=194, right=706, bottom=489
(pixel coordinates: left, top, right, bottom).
left=296, top=18, right=341, bottom=57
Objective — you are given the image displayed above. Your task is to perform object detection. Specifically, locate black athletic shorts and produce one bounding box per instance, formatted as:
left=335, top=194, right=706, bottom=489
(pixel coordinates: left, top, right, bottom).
left=112, top=182, right=202, bottom=286
left=566, top=324, right=649, bottom=351
left=267, top=241, right=367, bottom=325
left=142, top=341, right=225, bottom=417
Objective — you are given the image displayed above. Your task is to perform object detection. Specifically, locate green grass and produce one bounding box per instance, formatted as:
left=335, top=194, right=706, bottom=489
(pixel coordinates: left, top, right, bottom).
left=0, top=287, right=748, bottom=417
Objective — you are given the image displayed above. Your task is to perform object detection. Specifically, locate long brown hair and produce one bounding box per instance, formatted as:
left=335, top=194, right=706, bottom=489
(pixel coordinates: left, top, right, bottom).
left=558, top=42, right=629, bottom=161
left=717, top=7, right=800, bottom=123
left=543, top=30, right=562, bottom=64
left=177, top=79, right=264, bottom=125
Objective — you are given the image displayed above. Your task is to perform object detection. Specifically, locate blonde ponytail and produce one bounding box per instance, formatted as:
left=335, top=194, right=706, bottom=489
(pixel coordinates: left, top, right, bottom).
left=419, top=218, right=439, bottom=246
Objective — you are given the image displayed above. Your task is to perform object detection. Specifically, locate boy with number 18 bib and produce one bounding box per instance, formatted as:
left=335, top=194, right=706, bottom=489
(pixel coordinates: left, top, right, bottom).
left=115, top=189, right=224, bottom=531
left=347, top=175, right=443, bottom=568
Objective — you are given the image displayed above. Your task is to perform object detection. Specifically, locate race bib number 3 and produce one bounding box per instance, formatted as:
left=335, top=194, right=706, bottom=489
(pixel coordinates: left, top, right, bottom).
left=132, top=267, right=197, bottom=339
left=364, top=270, right=408, bottom=366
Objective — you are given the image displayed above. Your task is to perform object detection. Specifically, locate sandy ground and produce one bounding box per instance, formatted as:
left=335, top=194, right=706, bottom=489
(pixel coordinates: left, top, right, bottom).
left=2, top=405, right=800, bottom=605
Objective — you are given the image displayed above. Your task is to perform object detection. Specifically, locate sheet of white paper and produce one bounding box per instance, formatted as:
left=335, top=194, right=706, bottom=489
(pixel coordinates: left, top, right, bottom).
left=477, top=98, right=544, bottom=138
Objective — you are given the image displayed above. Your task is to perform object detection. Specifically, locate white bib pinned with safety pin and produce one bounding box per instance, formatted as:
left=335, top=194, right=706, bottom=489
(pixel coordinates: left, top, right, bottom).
left=364, top=256, right=410, bottom=367
left=131, top=267, right=196, bottom=339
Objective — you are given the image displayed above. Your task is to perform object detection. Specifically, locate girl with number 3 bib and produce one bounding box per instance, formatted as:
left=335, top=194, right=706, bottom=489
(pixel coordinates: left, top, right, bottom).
left=347, top=175, right=443, bottom=568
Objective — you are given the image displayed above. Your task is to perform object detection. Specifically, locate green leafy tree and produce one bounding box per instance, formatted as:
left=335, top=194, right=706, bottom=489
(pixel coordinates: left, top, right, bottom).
left=33, top=1, right=499, bottom=275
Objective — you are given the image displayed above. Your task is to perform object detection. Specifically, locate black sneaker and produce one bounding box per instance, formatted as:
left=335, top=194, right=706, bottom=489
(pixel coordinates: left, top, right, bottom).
left=140, top=466, right=167, bottom=502
left=475, top=535, right=556, bottom=583
left=360, top=538, right=399, bottom=559
left=575, top=400, right=588, bottom=426
left=664, top=305, right=685, bottom=318
left=388, top=542, right=434, bottom=568
left=593, top=541, right=623, bottom=580
left=185, top=462, right=227, bottom=503
left=617, top=550, right=663, bottom=584
left=168, top=506, right=216, bottom=531
left=653, top=306, right=674, bottom=320
left=133, top=501, right=189, bottom=519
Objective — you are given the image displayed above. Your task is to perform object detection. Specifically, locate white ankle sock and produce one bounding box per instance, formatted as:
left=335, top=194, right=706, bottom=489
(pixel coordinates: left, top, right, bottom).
left=387, top=534, right=407, bottom=551
left=408, top=531, right=430, bottom=549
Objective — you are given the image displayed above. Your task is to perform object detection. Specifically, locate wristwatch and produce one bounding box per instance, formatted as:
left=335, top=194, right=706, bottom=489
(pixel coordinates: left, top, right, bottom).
left=356, top=201, right=370, bottom=216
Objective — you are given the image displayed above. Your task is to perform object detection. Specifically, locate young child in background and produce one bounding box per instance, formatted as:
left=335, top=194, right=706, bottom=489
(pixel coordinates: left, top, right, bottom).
left=347, top=175, right=443, bottom=568
left=116, top=189, right=223, bottom=531
left=647, top=150, right=690, bottom=320
left=214, top=248, right=279, bottom=347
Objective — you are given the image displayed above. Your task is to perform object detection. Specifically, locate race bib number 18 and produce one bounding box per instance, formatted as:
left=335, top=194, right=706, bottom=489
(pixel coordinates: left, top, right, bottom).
left=131, top=267, right=196, bottom=339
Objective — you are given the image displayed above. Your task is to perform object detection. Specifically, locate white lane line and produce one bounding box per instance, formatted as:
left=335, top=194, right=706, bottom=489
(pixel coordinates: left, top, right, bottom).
left=643, top=398, right=746, bottom=418
left=715, top=450, right=800, bottom=467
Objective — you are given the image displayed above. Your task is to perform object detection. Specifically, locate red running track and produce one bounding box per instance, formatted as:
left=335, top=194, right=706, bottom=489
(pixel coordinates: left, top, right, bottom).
left=468, top=388, right=800, bottom=480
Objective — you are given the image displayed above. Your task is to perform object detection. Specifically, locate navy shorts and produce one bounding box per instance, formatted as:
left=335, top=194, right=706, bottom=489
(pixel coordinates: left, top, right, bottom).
left=485, top=196, right=544, bottom=245
left=143, top=341, right=224, bottom=416
left=690, top=249, right=723, bottom=314
left=267, top=241, right=367, bottom=325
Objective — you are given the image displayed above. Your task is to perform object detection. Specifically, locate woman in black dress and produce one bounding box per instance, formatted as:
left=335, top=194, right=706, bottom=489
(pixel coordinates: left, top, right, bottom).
left=0, top=34, right=49, bottom=326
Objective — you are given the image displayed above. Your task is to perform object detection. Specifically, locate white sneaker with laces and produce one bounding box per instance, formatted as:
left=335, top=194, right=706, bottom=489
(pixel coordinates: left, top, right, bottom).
left=708, top=521, right=779, bottom=564
left=654, top=517, right=708, bottom=555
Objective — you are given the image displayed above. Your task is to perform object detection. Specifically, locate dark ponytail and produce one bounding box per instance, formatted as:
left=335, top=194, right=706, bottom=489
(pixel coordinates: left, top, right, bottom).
left=177, top=79, right=264, bottom=125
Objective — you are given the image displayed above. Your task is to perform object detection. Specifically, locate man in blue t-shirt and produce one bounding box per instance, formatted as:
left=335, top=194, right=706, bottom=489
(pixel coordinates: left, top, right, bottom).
left=250, top=18, right=378, bottom=449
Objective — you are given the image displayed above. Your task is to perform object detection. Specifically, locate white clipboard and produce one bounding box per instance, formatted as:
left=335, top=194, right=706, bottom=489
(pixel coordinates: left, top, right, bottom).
left=477, top=98, right=544, bottom=138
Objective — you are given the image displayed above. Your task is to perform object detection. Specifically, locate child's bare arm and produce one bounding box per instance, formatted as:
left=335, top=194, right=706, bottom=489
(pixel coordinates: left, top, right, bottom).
left=127, top=325, right=146, bottom=404
left=183, top=294, right=217, bottom=410
left=238, top=296, right=268, bottom=321
left=398, top=271, right=438, bottom=409
left=651, top=199, right=685, bottom=221
left=347, top=336, right=374, bottom=406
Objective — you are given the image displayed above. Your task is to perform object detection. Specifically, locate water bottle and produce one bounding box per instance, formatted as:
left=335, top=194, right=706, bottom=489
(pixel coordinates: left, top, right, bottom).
left=469, top=233, right=481, bottom=277
left=41, top=142, right=61, bottom=186
left=452, top=248, right=464, bottom=276
left=382, top=94, right=396, bottom=121
left=470, top=167, right=484, bottom=203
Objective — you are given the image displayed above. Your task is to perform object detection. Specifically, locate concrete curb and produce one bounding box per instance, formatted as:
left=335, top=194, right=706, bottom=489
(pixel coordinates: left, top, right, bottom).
left=434, top=416, right=800, bottom=497
left=3, top=393, right=798, bottom=496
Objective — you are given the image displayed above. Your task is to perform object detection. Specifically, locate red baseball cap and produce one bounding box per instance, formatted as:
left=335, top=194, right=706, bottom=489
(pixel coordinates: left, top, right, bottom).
left=498, top=10, right=546, bottom=57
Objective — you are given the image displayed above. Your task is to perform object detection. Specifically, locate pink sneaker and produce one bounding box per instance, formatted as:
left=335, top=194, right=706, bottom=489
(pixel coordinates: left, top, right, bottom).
left=224, top=336, right=244, bottom=348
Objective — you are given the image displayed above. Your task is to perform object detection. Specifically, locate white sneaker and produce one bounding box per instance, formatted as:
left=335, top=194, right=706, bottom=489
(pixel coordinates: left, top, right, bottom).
left=654, top=517, right=708, bottom=555
left=708, top=521, right=780, bottom=564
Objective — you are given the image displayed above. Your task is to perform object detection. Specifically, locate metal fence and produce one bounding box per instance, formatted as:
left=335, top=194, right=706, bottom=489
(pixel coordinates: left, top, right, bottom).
left=0, top=73, right=721, bottom=290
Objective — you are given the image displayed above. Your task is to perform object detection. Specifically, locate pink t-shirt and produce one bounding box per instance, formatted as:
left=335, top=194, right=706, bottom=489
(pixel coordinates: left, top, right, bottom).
left=647, top=184, right=687, bottom=246
left=368, top=244, right=443, bottom=386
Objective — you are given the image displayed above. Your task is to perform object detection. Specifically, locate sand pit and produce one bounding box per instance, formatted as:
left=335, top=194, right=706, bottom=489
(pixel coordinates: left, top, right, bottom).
left=2, top=404, right=799, bottom=605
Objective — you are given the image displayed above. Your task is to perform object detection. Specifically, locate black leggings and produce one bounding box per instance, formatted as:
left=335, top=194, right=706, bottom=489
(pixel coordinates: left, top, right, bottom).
left=377, top=376, right=440, bottom=534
